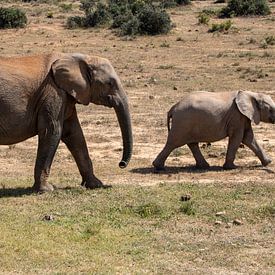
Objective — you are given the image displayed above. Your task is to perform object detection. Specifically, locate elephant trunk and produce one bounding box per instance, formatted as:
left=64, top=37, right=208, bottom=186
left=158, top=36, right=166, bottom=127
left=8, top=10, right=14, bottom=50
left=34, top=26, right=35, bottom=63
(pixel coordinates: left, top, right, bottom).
left=113, top=95, right=133, bottom=168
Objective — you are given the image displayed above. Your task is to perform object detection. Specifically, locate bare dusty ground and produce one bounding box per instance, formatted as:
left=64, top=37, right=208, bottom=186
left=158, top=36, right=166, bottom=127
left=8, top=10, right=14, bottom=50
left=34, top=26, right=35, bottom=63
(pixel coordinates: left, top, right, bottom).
left=0, top=2, right=274, bottom=273
left=0, top=1, right=274, bottom=188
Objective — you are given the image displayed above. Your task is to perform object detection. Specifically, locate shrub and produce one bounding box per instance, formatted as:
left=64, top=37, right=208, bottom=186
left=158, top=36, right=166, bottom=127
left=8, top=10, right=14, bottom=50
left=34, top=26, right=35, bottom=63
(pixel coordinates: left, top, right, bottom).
left=120, top=16, right=139, bottom=35
left=209, top=20, right=232, bottom=32
left=67, top=16, right=85, bottom=29
left=0, top=7, right=27, bottom=29
left=161, top=0, right=178, bottom=8
left=67, top=0, right=172, bottom=36
left=198, top=12, right=210, bottom=25
left=220, top=0, right=270, bottom=17
left=176, top=0, right=191, bottom=4
left=85, top=2, right=111, bottom=27
left=137, top=4, right=172, bottom=35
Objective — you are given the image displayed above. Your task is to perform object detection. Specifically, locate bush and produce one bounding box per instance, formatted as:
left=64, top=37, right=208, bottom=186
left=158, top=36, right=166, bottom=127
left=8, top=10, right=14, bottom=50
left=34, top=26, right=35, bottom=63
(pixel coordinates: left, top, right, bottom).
left=198, top=12, right=210, bottom=25
left=67, top=16, right=85, bottom=29
left=137, top=4, right=172, bottom=35
left=120, top=16, right=139, bottom=35
left=85, top=2, right=111, bottom=27
left=67, top=0, right=172, bottom=36
left=220, top=0, right=270, bottom=17
left=0, top=7, right=27, bottom=29
left=209, top=20, right=232, bottom=32
left=176, top=0, right=191, bottom=4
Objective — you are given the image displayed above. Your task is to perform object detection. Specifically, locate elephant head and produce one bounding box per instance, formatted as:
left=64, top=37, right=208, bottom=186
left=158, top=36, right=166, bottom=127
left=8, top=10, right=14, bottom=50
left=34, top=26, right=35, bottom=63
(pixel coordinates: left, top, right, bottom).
left=236, top=91, right=275, bottom=125
left=51, top=53, right=133, bottom=168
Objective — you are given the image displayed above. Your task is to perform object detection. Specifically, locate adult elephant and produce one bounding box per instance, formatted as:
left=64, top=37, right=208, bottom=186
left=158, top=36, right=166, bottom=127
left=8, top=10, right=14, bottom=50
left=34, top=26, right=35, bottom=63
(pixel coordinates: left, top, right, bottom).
left=0, top=53, right=133, bottom=192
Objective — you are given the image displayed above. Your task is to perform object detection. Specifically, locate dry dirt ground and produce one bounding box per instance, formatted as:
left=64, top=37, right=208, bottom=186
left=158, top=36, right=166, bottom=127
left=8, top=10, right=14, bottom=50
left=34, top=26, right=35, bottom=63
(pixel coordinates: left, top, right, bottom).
left=0, top=1, right=274, bottom=187
left=0, top=0, right=274, bottom=273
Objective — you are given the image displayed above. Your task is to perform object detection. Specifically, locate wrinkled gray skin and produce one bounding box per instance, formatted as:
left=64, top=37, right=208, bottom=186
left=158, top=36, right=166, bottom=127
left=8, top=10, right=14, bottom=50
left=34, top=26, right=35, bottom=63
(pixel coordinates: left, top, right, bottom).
left=153, top=91, right=275, bottom=170
left=0, top=53, right=133, bottom=192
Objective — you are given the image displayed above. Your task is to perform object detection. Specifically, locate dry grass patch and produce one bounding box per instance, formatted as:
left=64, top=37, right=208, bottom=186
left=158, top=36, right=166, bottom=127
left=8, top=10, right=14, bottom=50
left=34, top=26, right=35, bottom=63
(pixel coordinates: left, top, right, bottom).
left=0, top=181, right=274, bottom=273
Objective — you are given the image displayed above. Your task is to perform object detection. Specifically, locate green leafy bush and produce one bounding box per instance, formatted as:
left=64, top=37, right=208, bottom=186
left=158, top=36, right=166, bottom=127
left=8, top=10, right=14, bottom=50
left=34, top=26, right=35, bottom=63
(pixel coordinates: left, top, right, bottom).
left=176, top=0, right=191, bottom=4
left=220, top=0, right=270, bottom=17
left=198, top=12, right=210, bottom=25
left=67, top=16, right=85, bottom=29
left=137, top=4, right=172, bottom=35
left=85, top=2, right=111, bottom=27
left=0, top=7, right=27, bottom=29
left=120, top=16, right=139, bottom=35
left=67, top=0, right=172, bottom=36
left=209, top=20, right=232, bottom=32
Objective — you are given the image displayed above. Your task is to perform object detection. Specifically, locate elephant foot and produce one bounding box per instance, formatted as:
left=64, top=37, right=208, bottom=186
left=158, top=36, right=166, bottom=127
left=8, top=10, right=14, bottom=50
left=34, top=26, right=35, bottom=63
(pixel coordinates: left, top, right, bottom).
left=152, top=160, right=165, bottom=171
left=261, top=158, right=272, bottom=167
left=223, top=162, right=237, bottom=170
left=32, top=182, right=55, bottom=193
left=81, top=176, right=110, bottom=189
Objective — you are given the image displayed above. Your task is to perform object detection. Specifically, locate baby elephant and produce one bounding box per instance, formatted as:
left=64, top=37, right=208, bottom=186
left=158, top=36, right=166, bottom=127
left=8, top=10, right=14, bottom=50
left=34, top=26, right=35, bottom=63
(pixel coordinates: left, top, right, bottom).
left=153, top=91, right=275, bottom=170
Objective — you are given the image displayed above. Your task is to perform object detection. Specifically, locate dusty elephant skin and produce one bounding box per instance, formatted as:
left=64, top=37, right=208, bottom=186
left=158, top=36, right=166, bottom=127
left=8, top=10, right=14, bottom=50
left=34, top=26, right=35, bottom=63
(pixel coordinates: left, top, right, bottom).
left=153, top=91, right=275, bottom=170
left=0, top=53, right=133, bottom=192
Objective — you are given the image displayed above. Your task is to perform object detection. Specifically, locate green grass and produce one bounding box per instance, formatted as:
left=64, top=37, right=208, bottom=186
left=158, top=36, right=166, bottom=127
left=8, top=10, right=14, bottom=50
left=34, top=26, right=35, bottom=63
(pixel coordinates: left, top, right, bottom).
left=0, top=178, right=274, bottom=273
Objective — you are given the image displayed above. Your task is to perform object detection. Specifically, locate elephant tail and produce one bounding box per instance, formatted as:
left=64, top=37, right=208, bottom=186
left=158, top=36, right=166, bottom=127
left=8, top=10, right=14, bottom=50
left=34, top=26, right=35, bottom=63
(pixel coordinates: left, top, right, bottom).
left=167, top=109, right=173, bottom=132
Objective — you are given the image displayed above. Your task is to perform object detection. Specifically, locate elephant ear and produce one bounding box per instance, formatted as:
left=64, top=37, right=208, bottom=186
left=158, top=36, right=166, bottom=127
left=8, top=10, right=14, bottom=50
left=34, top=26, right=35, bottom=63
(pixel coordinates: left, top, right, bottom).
left=235, top=91, right=260, bottom=125
left=52, top=56, right=91, bottom=105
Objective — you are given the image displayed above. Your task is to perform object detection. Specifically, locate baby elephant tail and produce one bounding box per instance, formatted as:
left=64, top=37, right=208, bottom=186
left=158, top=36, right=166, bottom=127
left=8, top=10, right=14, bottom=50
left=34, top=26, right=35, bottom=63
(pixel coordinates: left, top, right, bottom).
left=167, top=109, right=173, bottom=132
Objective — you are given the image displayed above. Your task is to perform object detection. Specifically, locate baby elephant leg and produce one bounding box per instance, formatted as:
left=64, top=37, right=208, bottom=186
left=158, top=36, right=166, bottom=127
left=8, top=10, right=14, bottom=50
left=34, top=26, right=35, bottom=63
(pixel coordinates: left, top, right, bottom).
left=242, top=128, right=271, bottom=166
left=153, top=143, right=176, bottom=170
left=188, top=143, right=210, bottom=169
left=223, top=131, right=243, bottom=169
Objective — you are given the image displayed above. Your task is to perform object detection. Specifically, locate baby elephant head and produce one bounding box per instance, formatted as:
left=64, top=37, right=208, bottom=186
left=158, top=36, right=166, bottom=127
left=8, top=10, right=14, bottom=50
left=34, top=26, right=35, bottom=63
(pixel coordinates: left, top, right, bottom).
left=236, top=91, right=275, bottom=125
left=51, top=54, right=132, bottom=168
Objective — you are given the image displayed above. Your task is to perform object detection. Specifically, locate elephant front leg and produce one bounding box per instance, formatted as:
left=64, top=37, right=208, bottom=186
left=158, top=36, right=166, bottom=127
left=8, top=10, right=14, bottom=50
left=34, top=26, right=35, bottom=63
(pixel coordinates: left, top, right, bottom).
left=33, top=124, right=62, bottom=192
left=62, top=111, right=104, bottom=189
left=242, top=128, right=271, bottom=166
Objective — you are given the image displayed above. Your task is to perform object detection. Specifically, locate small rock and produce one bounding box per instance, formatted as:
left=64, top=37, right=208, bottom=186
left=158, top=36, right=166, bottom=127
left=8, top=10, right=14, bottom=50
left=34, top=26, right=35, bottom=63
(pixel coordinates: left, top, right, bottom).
left=225, top=222, right=233, bottom=228
left=149, top=95, right=155, bottom=100
left=149, top=77, right=157, bottom=84
left=215, top=211, right=226, bottom=217
left=43, top=215, right=54, bottom=221
left=180, top=194, right=191, bottom=201
left=214, top=220, right=222, bottom=225
left=173, top=86, right=178, bottom=90
left=233, top=219, right=243, bottom=225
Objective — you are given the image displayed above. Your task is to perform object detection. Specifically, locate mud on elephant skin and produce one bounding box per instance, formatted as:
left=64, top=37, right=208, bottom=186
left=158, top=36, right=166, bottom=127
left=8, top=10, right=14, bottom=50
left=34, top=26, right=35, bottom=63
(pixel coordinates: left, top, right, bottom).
left=153, top=90, right=275, bottom=171
left=0, top=53, right=133, bottom=192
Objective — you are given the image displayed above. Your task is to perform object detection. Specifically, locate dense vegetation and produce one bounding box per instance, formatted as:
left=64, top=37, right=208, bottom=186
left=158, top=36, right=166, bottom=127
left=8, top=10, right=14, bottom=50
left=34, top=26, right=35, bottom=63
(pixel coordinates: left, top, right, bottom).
left=0, top=7, right=27, bottom=29
left=220, top=0, right=270, bottom=17
left=67, top=0, right=173, bottom=35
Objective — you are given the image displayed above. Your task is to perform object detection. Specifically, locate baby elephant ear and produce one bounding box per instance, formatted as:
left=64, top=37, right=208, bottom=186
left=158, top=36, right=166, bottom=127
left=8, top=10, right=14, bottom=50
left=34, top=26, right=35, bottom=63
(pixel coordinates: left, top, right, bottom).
left=235, top=91, right=260, bottom=125
left=52, top=57, right=91, bottom=105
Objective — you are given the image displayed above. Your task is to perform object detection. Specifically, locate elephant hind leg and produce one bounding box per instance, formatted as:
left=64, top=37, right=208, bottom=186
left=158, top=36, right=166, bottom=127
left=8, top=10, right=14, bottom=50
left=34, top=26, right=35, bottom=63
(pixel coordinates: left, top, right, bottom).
left=187, top=143, right=209, bottom=169
left=153, top=142, right=178, bottom=171
left=223, top=131, right=244, bottom=170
